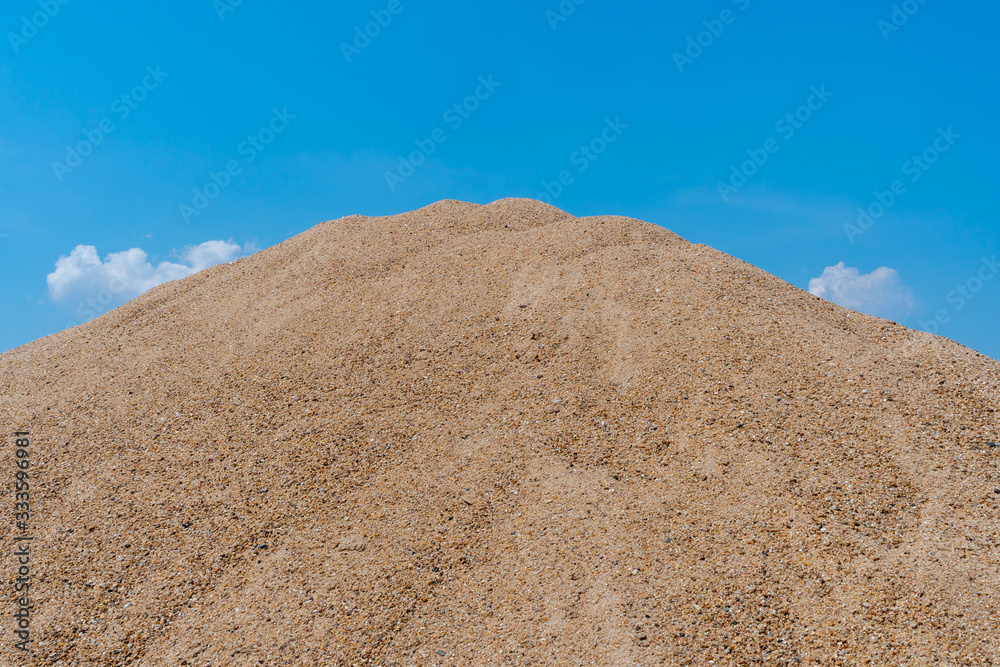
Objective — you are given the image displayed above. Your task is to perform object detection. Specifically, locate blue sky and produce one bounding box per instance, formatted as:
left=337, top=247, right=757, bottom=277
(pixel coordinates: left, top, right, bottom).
left=2, top=0, right=998, bottom=358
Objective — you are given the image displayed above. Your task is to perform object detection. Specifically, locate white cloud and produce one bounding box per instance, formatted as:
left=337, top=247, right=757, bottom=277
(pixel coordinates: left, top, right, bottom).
left=808, top=262, right=915, bottom=321
left=48, top=240, right=245, bottom=320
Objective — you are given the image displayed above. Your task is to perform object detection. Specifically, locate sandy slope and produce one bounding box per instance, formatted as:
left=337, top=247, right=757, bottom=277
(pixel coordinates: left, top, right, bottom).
left=1, top=199, right=998, bottom=666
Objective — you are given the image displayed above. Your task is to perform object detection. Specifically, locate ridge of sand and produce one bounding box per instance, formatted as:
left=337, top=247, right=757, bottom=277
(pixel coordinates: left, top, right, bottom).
left=1, top=199, right=998, bottom=665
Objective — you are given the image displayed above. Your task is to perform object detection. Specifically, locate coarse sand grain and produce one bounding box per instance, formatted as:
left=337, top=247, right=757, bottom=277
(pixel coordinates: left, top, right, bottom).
left=2, top=199, right=999, bottom=665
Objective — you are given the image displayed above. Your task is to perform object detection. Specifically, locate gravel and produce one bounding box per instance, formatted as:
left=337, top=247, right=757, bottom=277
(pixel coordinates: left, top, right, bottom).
left=1, top=198, right=998, bottom=665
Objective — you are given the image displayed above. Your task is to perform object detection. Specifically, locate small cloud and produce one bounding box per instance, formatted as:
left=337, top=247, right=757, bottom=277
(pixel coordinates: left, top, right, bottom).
left=47, top=240, right=247, bottom=322
left=809, top=262, right=915, bottom=321
left=241, top=239, right=261, bottom=256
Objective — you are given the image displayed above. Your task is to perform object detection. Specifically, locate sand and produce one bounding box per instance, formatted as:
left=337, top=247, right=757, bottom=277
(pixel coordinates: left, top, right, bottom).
left=1, top=198, right=998, bottom=666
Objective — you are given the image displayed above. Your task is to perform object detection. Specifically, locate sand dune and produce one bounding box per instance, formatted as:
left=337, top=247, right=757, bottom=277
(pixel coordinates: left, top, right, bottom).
left=2, top=199, right=998, bottom=665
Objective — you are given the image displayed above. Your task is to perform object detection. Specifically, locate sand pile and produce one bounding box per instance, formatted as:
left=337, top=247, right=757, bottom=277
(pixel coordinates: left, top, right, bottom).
left=2, top=199, right=998, bottom=666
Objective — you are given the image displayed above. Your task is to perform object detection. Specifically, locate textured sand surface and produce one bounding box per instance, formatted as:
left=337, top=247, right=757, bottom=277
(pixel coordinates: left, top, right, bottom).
left=2, top=199, right=999, bottom=666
